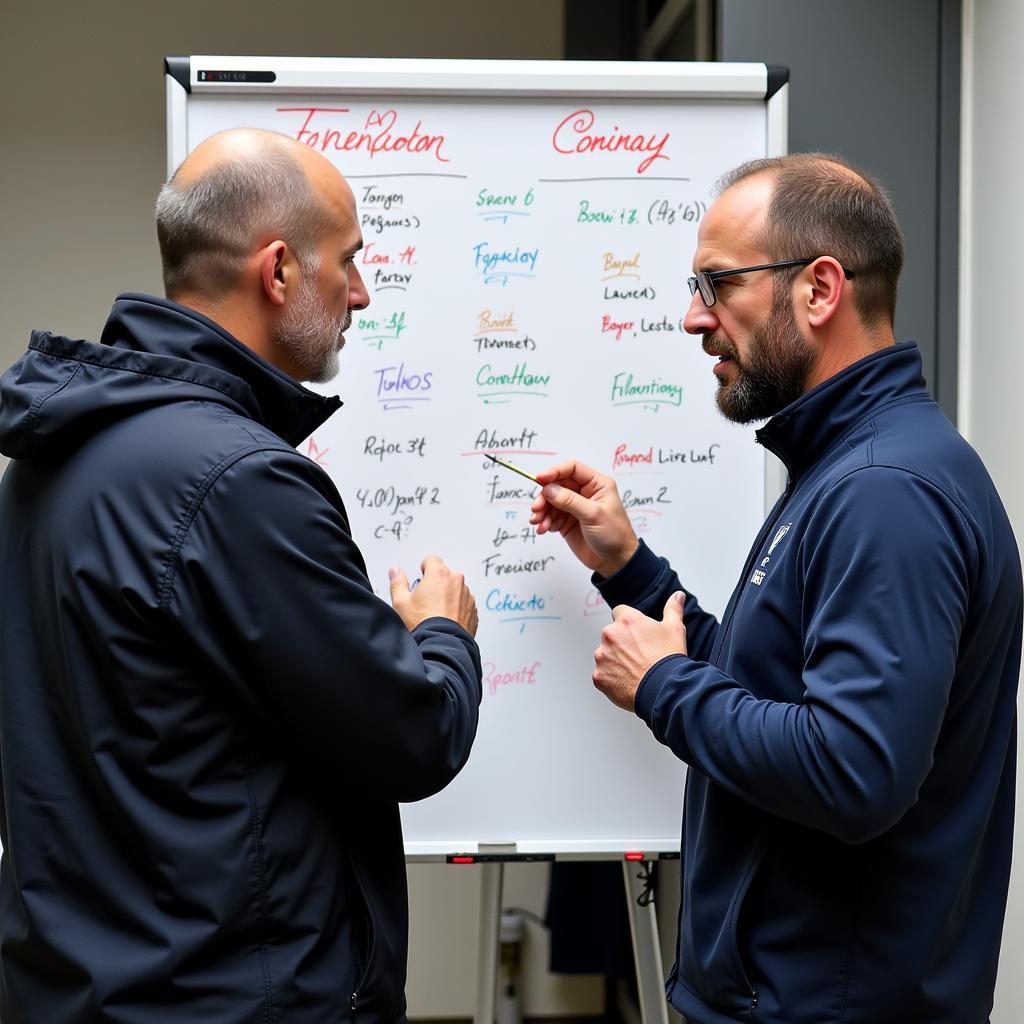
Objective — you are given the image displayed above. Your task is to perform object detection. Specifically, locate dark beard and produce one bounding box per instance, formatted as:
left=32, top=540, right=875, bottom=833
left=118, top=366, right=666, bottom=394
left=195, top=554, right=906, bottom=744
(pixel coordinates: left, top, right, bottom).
left=710, top=296, right=815, bottom=424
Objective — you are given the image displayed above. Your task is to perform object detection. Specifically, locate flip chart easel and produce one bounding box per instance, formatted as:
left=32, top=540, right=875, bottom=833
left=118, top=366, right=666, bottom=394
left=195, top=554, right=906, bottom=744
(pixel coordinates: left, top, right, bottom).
left=165, top=55, right=788, bottom=1021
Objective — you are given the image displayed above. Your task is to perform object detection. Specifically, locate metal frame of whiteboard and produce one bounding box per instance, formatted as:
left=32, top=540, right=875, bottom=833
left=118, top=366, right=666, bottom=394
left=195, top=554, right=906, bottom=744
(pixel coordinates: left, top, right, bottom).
left=165, top=56, right=788, bottom=173
left=164, top=56, right=789, bottom=860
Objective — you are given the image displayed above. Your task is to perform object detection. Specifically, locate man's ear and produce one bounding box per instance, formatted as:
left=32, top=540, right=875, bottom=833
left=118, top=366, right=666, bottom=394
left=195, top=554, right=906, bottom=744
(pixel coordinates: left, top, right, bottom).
left=258, top=240, right=291, bottom=306
left=803, top=256, right=848, bottom=328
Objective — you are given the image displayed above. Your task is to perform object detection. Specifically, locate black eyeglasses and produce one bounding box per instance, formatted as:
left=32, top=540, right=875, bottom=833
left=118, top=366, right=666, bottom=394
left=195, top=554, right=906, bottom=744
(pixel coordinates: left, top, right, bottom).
left=687, top=258, right=854, bottom=308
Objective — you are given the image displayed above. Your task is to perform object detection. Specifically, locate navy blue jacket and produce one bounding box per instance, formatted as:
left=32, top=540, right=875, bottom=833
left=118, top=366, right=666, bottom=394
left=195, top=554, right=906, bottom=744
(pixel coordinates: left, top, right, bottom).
left=600, top=344, right=1021, bottom=1024
left=0, top=294, right=483, bottom=1023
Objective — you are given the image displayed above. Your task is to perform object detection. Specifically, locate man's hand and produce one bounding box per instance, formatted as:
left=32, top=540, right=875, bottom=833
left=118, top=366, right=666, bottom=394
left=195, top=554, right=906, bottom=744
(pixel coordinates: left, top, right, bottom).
left=389, top=555, right=478, bottom=636
left=528, top=459, right=639, bottom=577
left=593, top=593, right=687, bottom=711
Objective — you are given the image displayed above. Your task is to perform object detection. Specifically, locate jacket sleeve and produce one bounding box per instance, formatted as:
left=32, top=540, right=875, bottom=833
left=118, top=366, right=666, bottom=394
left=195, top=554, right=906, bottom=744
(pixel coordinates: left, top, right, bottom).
left=634, top=467, right=973, bottom=844
left=161, top=447, right=483, bottom=803
left=596, top=540, right=721, bottom=663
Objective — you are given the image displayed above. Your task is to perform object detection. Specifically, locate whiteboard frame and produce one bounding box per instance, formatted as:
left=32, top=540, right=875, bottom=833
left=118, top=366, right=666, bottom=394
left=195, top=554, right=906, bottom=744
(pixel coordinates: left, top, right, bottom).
left=164, top=56, right=789, bottom=859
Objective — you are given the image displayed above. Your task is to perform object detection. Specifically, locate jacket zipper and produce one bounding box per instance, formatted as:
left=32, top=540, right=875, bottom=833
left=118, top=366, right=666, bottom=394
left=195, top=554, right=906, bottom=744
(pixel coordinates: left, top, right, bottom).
left=724, top=831, right=766, bottom=1006
left=348, top=856, right=377, bottom=1016
left=711, top=459, right=794, bottom=664
left=705, top=438, right=789, bottom=1020
left=674, top=436, right=789, bottom=1017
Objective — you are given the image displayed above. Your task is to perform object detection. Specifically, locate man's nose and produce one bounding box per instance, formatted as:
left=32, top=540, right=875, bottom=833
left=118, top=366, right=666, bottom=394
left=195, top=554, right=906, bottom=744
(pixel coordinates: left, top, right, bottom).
left=682, top=288, right=718, bottom=336
left=348, top=264, right=370, bottom=310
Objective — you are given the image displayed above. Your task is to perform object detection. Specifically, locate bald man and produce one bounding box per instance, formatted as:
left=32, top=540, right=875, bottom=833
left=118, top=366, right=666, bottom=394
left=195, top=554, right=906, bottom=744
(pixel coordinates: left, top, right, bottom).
left=530, top=154, right=1021, bottom=1024
left=0, top=128, right=483, bottom=1023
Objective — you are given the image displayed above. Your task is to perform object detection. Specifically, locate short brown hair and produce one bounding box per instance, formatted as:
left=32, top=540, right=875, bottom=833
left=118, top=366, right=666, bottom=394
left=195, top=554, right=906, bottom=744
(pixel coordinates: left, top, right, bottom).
left=719, top=153, right=904, bottom=326
left=156, top=133, right=329, bottom=299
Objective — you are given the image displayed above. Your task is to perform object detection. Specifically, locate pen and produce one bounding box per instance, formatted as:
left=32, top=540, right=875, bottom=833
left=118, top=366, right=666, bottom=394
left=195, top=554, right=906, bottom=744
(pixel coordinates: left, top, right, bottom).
left=485, top=453, right=540, bottom=484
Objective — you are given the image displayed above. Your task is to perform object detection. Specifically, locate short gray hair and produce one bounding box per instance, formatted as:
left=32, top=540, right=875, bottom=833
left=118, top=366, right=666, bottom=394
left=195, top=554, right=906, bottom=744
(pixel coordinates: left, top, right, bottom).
left=156, top=134, right=328, bottom=299
left=719, top=153, right=905, bottom=327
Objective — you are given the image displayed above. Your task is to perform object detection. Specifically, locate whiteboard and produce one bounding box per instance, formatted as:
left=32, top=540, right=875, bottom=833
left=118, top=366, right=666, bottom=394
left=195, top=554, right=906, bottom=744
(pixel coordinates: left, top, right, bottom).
left=166, top=56, right=787, bottom=858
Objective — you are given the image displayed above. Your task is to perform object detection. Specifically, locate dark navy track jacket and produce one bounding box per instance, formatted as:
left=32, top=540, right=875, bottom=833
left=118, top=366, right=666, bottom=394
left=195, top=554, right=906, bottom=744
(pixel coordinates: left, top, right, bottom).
left=0, top=295, right=483, bottom=1023
left=599, top=344, right=1021, bottom=1024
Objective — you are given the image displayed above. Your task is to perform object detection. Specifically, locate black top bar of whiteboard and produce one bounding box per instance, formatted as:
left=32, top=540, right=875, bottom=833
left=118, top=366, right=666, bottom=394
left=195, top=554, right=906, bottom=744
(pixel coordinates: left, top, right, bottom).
left=766, top=65, right=790, bottom=99
left=197, top=69, right=277, bottom=85
left=165, top=56, right=190, bottom=93
left=165, top=59, right=277, bottom=89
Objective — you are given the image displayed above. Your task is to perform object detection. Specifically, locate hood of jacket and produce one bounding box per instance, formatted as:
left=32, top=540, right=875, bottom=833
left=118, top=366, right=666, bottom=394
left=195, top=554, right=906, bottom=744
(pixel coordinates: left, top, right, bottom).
left=0, top=293, right=342, bottom=460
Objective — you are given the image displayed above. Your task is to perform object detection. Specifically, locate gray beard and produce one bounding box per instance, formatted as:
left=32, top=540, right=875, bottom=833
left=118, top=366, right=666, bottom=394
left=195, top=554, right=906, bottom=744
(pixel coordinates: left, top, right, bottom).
left=274, top=273, right=350, bottom=384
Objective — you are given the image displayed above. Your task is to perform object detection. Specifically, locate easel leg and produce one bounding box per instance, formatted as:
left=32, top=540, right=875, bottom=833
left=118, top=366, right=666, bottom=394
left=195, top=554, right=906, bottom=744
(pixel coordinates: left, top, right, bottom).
left=474, top=861, right=504, bottom=1024
left=623, top=861, right=670, bottom=1024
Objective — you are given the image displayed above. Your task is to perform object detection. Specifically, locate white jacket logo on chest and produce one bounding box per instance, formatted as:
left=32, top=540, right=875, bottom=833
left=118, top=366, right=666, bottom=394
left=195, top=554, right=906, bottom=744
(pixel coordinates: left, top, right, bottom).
left=750, top=522, right=793, bottom=586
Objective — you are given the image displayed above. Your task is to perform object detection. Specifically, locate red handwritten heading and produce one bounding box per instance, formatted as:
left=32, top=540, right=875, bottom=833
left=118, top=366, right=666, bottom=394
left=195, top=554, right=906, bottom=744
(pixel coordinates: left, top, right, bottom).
left=278, top=107, right=450, bottom=163
left=552, top=109, right=670, bottom=176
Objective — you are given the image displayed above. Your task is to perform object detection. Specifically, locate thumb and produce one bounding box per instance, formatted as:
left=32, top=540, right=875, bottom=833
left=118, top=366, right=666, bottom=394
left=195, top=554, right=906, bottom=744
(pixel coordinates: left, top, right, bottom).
left=543, top=483, right=599, bottom=524
left=388, top=565, right=410, bottom=599
left=663, top=591, right=686, bottom=622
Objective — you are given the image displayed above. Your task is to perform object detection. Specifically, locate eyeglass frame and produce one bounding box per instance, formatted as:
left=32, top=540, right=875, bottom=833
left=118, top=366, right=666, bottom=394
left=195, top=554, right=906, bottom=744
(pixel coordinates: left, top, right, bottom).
left=686, top=257, right=854, bottom=308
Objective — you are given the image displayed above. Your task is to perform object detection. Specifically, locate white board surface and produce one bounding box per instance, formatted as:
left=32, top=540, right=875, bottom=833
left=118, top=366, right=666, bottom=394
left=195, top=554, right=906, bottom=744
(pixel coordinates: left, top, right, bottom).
left=167, top=57, right=786, bottom=857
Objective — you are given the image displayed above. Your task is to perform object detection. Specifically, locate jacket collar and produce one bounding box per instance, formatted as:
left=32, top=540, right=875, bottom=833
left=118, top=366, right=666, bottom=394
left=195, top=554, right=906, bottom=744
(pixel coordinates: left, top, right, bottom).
left=755, top=342, right=929, bottom=480
left=100, top=293, right=342, bottom=446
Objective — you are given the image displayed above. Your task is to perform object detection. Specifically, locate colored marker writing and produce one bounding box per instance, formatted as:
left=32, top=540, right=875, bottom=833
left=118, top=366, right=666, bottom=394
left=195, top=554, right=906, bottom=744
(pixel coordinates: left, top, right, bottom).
left=281, top=107, right=450, bottom=163
left=374, top=363, right=433, bottom=408
left=483, top=660, right=542, bottom=696
left=362, top=243, right=416, bottom=265
left=476, top=364, right=550, bottom=388
left=611, top=373, right=683, bottom=408
left=553, top=109, right=670, bottom=175
left=612, top=444, right=654, bottom=469
left=360, top=311, right=408, bottom=349
left=485, top=589, right=548, bottom=612
left=578, top=201, right=639, bottom=225
left=476, top=364, right=550, bottom=403
left=473, top=243, right=539, bottom=281
left=485, top=590, right=559, bottom=634
left=476, top=187, right=535, bottom=209
left=602, top=252, right=641, bottom=279
left=477, top=310, right=517, bottom=333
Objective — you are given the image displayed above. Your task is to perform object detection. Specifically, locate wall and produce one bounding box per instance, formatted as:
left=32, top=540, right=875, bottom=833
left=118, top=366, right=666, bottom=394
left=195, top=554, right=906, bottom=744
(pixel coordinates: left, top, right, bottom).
left=717, top=0, right=961, bottom=417
left=960, top=1, right=1024, bottom=1019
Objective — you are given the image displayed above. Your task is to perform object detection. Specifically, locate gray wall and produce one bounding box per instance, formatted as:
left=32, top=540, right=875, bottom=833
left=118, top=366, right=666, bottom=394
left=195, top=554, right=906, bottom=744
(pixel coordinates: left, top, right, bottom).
left=961, top=2, right=1024, bottom=1019
left=718, top=0, right=961, bottom=417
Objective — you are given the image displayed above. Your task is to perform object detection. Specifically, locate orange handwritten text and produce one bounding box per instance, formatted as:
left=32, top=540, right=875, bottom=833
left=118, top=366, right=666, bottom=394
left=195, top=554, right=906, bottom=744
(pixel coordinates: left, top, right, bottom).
left=476, top=310, right=517, bottom=334
left=279, top=107, right=450, bottom=163
left=552, top=109, right=669, bottom=175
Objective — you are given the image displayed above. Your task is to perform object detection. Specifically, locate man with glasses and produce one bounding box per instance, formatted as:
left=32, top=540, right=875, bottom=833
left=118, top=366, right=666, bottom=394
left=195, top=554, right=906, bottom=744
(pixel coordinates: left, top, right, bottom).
left=530, top=153, right=1021, bottom=1024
